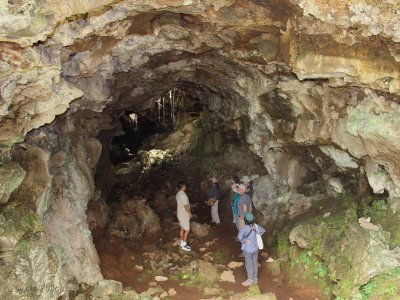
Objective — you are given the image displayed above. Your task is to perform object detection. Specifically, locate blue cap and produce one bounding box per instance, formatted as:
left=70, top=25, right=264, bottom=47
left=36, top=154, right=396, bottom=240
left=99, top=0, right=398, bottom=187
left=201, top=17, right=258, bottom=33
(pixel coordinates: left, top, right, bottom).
left=244, top=211, right=254, bottom=222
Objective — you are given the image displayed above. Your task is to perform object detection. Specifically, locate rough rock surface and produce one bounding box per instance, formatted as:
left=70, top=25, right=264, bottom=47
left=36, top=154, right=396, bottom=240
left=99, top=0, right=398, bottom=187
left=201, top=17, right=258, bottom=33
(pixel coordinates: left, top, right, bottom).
left=288, top=209, right=400, bottom=298
left=1, top=0, right=400, bottom=297
left=106, top=197, right=162, bottom=242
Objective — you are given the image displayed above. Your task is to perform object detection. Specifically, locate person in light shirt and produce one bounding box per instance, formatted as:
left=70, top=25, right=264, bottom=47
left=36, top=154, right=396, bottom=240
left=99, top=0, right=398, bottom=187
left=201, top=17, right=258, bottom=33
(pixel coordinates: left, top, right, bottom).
left=176, top=181, right=192, bottom=251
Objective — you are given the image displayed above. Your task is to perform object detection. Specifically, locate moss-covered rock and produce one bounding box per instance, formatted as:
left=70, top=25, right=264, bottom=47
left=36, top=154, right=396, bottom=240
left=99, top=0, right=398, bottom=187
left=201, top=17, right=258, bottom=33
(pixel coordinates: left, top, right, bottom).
left=0, top=161, right=26, bottom=204
left=360, top=267, right=400, bottom=300
left=287, top=207, right=400, bottom=298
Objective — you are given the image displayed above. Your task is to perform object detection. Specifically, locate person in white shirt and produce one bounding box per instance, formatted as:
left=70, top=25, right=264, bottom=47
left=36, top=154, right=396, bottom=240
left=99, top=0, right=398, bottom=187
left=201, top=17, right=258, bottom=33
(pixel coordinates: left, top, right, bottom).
left=176, top=181, right=192, bottom=251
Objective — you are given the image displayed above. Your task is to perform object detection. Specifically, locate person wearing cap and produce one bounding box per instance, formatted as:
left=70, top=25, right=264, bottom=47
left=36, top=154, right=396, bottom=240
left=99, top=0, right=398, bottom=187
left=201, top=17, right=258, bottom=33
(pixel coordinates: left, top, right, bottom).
left=238, top=212, right=265, bottom=286
left=231, top=183, right=241, bottom=232
left=208, top=177, right=221, bottom=225
left=238, top=184, right=252, bottom=230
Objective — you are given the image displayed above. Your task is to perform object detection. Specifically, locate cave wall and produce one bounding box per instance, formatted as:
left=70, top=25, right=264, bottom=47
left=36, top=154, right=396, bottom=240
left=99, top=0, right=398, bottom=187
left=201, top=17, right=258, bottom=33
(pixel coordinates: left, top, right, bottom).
left=1, top=0, right=400, bottom=298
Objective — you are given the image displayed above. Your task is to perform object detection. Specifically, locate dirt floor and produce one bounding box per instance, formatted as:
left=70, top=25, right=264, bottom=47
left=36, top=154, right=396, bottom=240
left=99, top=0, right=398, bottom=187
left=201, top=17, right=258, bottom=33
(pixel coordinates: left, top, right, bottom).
left=91, top=152, right=326, bottom=299
left=93, top=185, right=325, bottom=300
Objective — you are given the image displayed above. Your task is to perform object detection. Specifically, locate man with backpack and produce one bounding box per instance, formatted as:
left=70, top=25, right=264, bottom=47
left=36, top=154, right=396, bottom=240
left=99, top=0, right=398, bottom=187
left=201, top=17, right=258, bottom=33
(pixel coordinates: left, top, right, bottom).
left=237, top=212, right=265, bottom=286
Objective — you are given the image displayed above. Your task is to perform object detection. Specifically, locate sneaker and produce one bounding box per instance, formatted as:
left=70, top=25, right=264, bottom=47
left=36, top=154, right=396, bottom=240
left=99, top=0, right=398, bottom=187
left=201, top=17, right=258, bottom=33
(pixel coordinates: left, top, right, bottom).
left=181, top=244, right=191, bottom=252
left=242, top=279, right=253, bottom=286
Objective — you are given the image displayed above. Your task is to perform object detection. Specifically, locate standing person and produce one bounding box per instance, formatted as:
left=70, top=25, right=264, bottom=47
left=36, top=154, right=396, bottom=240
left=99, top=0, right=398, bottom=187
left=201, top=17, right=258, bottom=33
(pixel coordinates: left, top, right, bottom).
left=176, top=181, right=192, bottom=251
left=208, top=177, right=221, bottom=225
left=238, top=212, right=265, bottom=286
left=238, top=184, right=252, bottom=230
left=231, top=183, right=241, bottom=232
left=230, top=175, right=240, bottom=223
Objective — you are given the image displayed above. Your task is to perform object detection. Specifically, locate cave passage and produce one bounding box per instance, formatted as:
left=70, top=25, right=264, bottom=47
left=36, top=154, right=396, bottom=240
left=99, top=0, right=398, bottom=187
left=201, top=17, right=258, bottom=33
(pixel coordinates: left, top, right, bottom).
left=88, top=84, right=323, bottom=300
left=3, top=2, right=400, bottom=300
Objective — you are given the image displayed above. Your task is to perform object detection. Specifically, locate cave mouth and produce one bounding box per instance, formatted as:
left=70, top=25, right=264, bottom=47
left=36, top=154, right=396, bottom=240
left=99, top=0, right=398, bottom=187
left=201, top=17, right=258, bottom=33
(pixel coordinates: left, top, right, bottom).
left=87, top=83, right=282, bottom=296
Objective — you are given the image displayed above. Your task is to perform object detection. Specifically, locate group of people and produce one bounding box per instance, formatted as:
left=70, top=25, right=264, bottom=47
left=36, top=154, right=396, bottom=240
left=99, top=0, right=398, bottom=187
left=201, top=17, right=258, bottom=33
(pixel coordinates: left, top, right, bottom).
left=175, top=175, right=265, bottom=287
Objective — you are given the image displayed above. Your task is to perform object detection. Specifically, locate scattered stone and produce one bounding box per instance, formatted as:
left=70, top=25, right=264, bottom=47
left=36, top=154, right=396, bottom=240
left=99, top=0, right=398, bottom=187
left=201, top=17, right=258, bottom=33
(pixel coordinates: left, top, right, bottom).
left=323, top=212, right=331, bottom=218
left=191, top=222, right=211, bottom=238
left=91, top=279, right=123, bottom=298
left=149, top=282, right=157, bottom=287
left=200, top=247, right=207, bottom=252
left=220, top=270, right=235, bottom=283
left=168, top=288, right=177, bottom=296
left=266, top=258, right=274, bottom=263
left=135, top=265, right=144, bottom=271
left=160, top=291, right=168, bottom=298
left=155, top=276, right=168, bottom=282
left=359, top=217, right=379, bottom=231
left=145, top=287, right=159, bottom=296
left=228, top=261, right=244, bottom=269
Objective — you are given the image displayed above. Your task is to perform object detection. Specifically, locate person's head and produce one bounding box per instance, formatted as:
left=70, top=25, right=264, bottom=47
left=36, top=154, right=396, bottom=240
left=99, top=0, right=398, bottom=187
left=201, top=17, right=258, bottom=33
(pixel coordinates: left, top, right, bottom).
left=238, top=184, right=247, bottom=195
left=178, top=181, right=187, bottom=191
left=244, top=212, right=255, bottom=225
left=231, top=175, right=240, bottom=184
left=241, top=175, right=251, bottom=185
left=231, top=183, right=240, bottom=194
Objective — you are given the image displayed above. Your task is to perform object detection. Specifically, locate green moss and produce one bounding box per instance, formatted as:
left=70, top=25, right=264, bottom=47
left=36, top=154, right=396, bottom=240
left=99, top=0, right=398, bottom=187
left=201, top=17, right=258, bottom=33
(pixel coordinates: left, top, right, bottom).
left=211, top=248, right=230, bottom=265
left=276, top=234, right=290, bottom=258
left=287, top=247, right=333, bottom=297
left=360, top=267, right=400, bottom=299
left=362, top=199, right=400, bottom=248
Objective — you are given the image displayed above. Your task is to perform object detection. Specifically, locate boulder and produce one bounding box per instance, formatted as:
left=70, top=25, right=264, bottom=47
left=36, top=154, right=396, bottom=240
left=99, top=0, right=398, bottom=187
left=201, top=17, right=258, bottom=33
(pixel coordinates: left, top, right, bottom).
left=91, top=279, right=123, bottom=298
left=197, top=260, right=219, bottom=282
left=0, top=161, right=26, bottom=204
left=107, top=198, right=161, bottom=241
left=288, top=210, right=400, bottom=298
left=191, top=222, right=211, bottom=238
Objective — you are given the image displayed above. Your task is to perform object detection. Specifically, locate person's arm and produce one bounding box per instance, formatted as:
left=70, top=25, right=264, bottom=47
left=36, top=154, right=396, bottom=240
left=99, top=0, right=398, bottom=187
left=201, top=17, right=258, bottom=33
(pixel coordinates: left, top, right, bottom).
left=258, top=225, right=266, bottom=236
left=238, top=227, right=245, bottom=241
left=184, top=204, right=192, bottom=218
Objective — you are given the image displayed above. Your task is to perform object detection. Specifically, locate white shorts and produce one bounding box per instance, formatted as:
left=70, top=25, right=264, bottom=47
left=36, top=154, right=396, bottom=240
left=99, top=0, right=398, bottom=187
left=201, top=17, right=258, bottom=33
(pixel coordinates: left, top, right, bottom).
left=178, top=216, right=190, bottom=231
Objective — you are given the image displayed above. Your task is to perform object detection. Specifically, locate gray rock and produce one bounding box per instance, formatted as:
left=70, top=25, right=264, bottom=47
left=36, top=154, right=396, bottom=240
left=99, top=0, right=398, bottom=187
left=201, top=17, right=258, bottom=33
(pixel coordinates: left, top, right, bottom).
left=91, top=279, right=123, bottom=298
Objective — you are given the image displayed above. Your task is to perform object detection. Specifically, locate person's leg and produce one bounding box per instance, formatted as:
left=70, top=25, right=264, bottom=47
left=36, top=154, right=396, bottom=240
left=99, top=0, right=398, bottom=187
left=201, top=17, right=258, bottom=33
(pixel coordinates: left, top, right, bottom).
left=213, top=200, right=220, bottom=224
left=244, top=251, right=254, bottom=281
left=252, top=251, right=259, bottom=283
left=183, top=229, right=190, bottom=243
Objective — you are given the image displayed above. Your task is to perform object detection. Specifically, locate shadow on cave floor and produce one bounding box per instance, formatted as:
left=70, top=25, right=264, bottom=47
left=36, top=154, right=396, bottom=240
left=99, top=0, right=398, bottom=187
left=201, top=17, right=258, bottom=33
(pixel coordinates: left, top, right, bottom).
left=91, top=160, right=325, bottom=300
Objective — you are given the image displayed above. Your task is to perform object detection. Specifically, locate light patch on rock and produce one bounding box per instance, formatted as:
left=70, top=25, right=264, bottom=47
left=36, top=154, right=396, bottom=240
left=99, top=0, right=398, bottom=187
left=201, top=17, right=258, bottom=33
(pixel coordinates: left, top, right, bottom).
left=328, top=178, right=344, bottom=193
left=228, top=261, right=244, bottom=269
left=220, top=270, right=236, bottom=283
left=319, top=145, right=359, bottom=170
left=359, top=217, right=379, bottom=231
left=155, top=276, right=168, bottom=282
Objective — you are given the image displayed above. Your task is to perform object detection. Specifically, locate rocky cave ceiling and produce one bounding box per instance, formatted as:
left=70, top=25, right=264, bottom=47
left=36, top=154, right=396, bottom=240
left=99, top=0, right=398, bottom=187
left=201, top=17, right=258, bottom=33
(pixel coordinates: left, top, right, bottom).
left=2, top=0, right=400, bottom=202
left=1, top=1, right=400, bottom=298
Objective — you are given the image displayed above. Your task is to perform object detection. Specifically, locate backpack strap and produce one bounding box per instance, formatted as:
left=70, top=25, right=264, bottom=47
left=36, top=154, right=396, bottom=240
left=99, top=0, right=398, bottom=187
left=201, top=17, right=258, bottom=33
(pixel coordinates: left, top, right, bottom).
left=245, top=225, right=255, bottom=239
